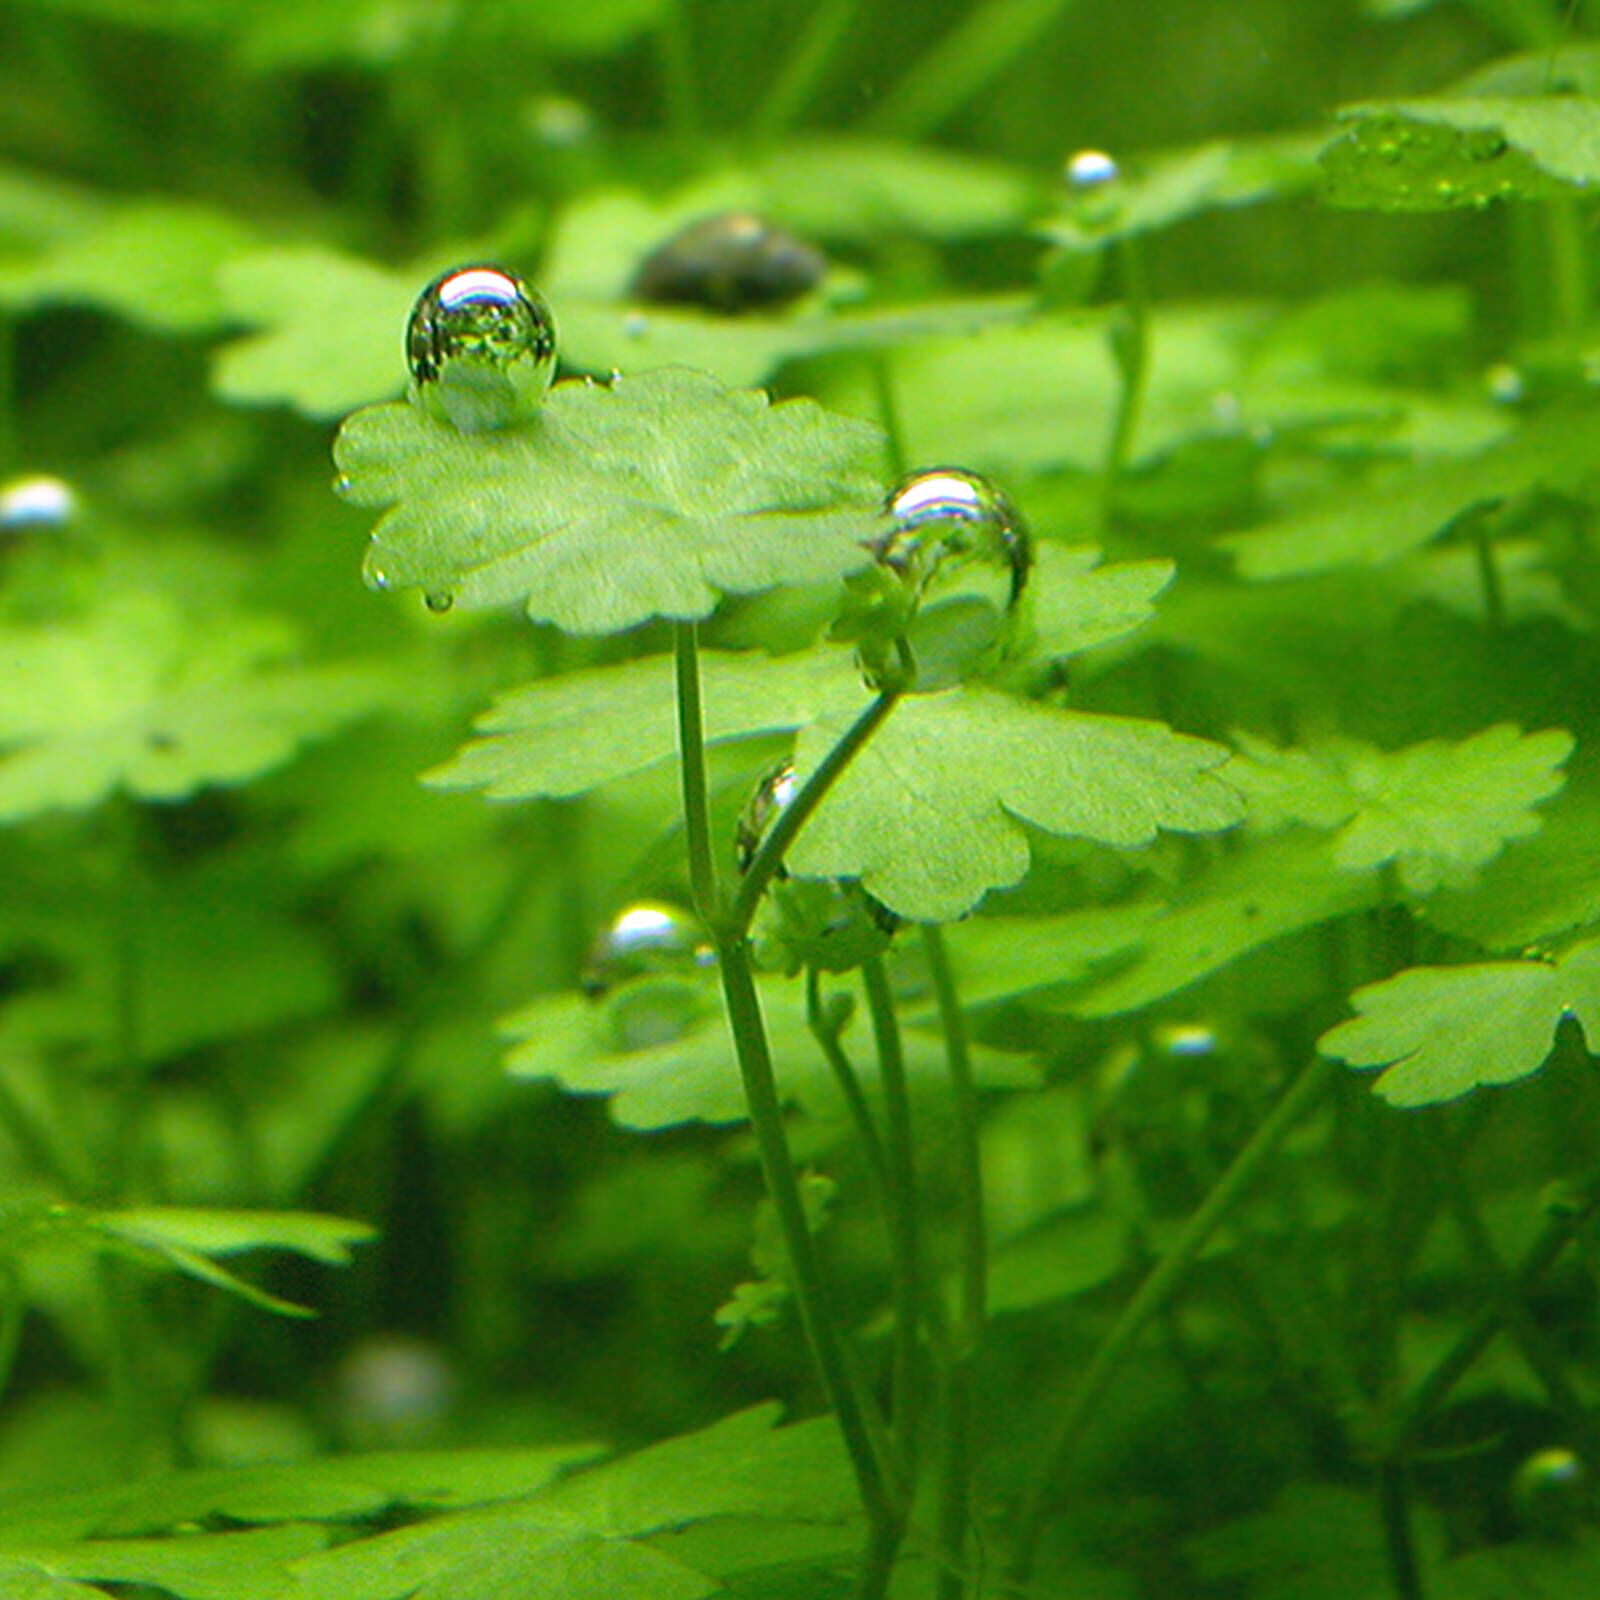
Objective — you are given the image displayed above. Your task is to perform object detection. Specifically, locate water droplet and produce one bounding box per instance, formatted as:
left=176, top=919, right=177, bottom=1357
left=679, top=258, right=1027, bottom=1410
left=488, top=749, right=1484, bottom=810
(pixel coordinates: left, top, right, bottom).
left=630, top=211, right=827, bottom=314
left=1374, top=139, right=1403, bottom=166
left=336, top=1335, right=456, bottom=1445
left=525, top=94, right=593, bottom=148
left=0, top=473, right=78, bottom=533
left=406, top=263, right=556, bottom=432
left=1154, top=1022, right=1217, bottom=1058
left=1065, top=148, right=1119, bottom=189
left=1464, top=129, right=1508, bottom=164
left=581, top=901, right=713, bottom=996
left=737, top=760, right=799, bottom=874
left=1435, top=179, right=1462, bottom=204
left=877, top=467, right=1032, bottom=604
left=1485, top=363, right=1525, bottom=405
left=1513, top=1448, right=1591, bottom=1539
left=332, top=473, right=354, bottom=498
left=424, top=590, right=454, bottom=614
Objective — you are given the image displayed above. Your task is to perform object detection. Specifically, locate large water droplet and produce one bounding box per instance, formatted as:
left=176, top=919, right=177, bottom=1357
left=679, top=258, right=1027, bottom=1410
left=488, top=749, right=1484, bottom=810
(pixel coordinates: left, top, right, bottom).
left=581, top=901, right=712, bottom=996
left=1065, top=148, right=1119, bottom=189
left=406, top=264, right=556, bottom=432
left=737, top=760, right=800, bottom=874
left=878, top=467, right=1032, bottom=604
left=630, top=211, right=827, bottom=314
left=0, top=473, right=79, bottom=533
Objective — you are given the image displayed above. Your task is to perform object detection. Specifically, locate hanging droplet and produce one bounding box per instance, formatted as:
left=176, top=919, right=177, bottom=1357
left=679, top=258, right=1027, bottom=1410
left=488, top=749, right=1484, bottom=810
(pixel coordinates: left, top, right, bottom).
left=406, top=264, right=556, bottom=432
left=1513, top=1448, right=1591, bottom=1539
left=877, top=467, right=1032, bottom=604
left=1065, top=148, right=1119, bottom=190
left=423, top=590, right=454, bottom=614
left=631, top=212, right=827, bottom=314
left=736, top=759, right=800, bottom=874
left=0, top=473, right=79, bottom=534
left=581, top=901, right=713, bottom=997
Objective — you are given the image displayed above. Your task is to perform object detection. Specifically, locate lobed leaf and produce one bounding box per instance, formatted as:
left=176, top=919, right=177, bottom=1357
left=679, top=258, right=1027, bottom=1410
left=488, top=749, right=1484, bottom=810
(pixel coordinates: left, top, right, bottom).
left=1229, top=723, right=1574, bottom=893
left=1319, top=937, right=1600, bottom=1105
left=789, top=687, right=1243, bottom=923
left=335, top=370, right=885, bottom=634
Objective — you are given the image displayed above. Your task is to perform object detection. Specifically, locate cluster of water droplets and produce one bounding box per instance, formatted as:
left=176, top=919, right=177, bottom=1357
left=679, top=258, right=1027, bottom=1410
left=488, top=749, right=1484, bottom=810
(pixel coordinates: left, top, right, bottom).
left=1346, top=117, right=1523, bottom=210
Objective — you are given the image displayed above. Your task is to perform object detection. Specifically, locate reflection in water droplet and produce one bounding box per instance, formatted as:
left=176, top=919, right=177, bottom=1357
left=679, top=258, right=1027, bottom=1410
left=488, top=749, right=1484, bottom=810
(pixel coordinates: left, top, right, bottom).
left=0, top=474, right=78, bottom=532
left=581, top=901, right=713, bottom=996
left=1065, top=148, right=1119, bottom=189
left=737, top=760, right=800, bottom=874
left=424, top=590, right=454, bottom=614
left=406, top=264, right=556, bottom=432
left=877, top=467, right=1032, bottom=604
left=631, top=211, right=827, bottom=314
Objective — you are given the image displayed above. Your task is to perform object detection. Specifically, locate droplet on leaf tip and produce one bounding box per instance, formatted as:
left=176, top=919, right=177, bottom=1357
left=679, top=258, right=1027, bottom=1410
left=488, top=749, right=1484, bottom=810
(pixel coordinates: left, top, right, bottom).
left=406, top=263, right=556, bottom=433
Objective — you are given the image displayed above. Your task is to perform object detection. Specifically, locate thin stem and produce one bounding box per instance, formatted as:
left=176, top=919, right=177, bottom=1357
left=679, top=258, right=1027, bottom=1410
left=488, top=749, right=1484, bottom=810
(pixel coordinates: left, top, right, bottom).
left=1013, top=1054, right=1337, bottom=1582
left=107, top=798, right=147, bottom=1203
left=1098, top=235, right=1150, bottom=535
left=0, top=1072, right=78, bottom=1197
left=732, top=689, right=901, bottom=933
left=674, top=622, right=721, bottom=926
left=855, top=1505, right=904, bottom=1600
left=1544, top=195, right=1590, bottom=339
left=1472, top=521, right=1508, bottom=631
left=654, top=0, right=703, bottom=139
left=934, top=1357, right=976, bottom=1600
left=806, top=968, right=892, bottom=1201
left=861, top=952, right=925, bottom=1465
left=717, top=935, right=899, bottom=1527
left=1376, top=1460, right=1426, bottom=1600
left=871, top=356, right=910, bottom=481
left=752, top=0, right=860, bottom=138
left=0, top=313, right=15, bottom=477
left=0, top=1265, right=20, bottom=1405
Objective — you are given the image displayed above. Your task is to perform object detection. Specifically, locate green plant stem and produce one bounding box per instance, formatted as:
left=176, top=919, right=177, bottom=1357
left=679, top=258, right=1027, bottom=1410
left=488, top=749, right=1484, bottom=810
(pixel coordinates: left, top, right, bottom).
left=806, top=968, right=892, bottom=1201
left=1472, top=521, right=1508, bottom=631
left=716, top=935, right=899, bottom=1529
left=861, top=952, right=925, bottom=1465
left=1098, top=235, right=1150, bottom=535
left=871, top=356, right=910, bottom=481
left=862, top=0, right=1079, bottom=139
left=1544, top=195, right=1590, bottom=340
left=1012, top=1054, right=1337, bottom=1583
left=655, top=0, right=703, bottom=139
left=732, top=688, right=901, bottom=933
left=1376, top=1459, right=1426, bottom=1600
left=0, top=1265, right=21, bottom=1404
left=0, top=313, right=15, bottom=476
left=107, top=798, right=147, bottom=1204
left=920, top=925, right=982, bottom=1600
left=752, top=0, right=859, bottom=138
left=674, top=623, right=722, bottom=926
left=0, top=1073, right=78, bottom=1197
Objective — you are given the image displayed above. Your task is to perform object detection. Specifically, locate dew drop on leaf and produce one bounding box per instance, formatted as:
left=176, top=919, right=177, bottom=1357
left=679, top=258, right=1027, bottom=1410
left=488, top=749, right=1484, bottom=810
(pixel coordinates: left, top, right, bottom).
left=1065, top=148, right=1119, bottom=189
left=423, top=590, right=454, bottom=614
left=1512, top=1447, right=1591, bottom=1539
left=878, top=466, right=1032, bottom=604
left=1485, top=363, right=1525, bottom=405
left=630, top=211, right=827, bottom=314
left=581, top=901, right=712, bottom=996
left=0, top=473, right=79, bottom=533
left=406, top=263, right=556, bottom=432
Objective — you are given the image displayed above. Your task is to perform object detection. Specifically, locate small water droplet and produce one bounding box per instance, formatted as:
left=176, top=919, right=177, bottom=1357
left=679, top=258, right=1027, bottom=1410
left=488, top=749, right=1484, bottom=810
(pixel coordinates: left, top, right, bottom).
left=1211, top=390, right=1243, bottom=428
left=0, top=473, right=78, bottom=533
left=337, top=1334, right=456, bottom=1445
left=1374, top=138, right=1403, bottom=166
left=1485, top=363, right=1525, bottom=405
left=424, top=590, right=454, bottom=614
left=630, top=211, right=827, bottom=313
left=581, top=901, right=712, bottom=997
left=1065, top=148, right=1119, bottom=189
left=525, top=94, right=593, bottom=148
left=622, top=310, right=650, bottom=339
left=1464, top=129, right=1508, bottom=163
left=1513, top=1448, right=1590, bottom=1539
left=332, top=473, right=354, bottom=498
left=1435, top=179, right=1462, bottom=204
left=1154, top=1022, right=1218, bottom=1058
left=406, top=264, right=556, bottom=432
left=736, top=760, right=800, bottom=874
left=877, top=467, right=1032, bottom=604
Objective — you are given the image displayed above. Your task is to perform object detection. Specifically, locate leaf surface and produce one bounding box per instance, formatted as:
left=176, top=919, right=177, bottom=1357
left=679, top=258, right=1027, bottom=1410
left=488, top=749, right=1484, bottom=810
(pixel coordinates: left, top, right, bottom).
left=335, top=371, right=884, bottom=633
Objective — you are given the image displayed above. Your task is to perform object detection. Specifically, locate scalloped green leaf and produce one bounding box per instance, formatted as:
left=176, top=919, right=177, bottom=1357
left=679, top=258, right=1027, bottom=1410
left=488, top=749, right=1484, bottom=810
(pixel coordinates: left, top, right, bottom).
left=1319, top=938, right=1600, bottom=1106
left=335, top=371, right=884, bottom=634
left=1321, top=97, right=1600, bottom=212
left=1042, top=132, right=1321, bottom=252
left=212, top=246, right=416, bottom=418
left=0, top=592, right=389, bottom=821
left=788, top=687, right=1242, bottom=923
left=1023, top=545, right=1174, bottom=662
left=502, top=971, right=1035, bottom=1131
left=1229, top=723, right=1573, bottom=893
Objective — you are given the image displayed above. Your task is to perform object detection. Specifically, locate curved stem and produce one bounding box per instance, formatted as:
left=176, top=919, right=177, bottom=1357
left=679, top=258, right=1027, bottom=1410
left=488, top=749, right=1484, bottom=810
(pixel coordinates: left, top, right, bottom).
left=674, top=622, right=721, bottom=926
left=732, top=689, right=900, bottom=933
left=861, top=952, right=925, bottom=1466
left=1012, top=1054, right=1337, bottom=1582
left=806, top=968, right=891, bottom=1201
left=1098, top=235, right=1150, bottom=535
left=752, top=0, right=860, bottom=138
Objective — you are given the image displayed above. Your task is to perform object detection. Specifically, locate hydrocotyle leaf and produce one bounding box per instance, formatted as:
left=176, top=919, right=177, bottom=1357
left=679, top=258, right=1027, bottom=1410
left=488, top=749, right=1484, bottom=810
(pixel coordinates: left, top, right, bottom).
left=1228, top=723, right=1574, bottom=893
left=789, top=687, right=1243, bottom=923
left=335, top=369, right=885, bottom=634
left=1319, top=937, right=1600, bottom=1106
left=1022, top=545, right=1174, bottom=663
left=1320, top=96, right=1600, bottom=212
left=1222, top=405, right=1600, bottom=579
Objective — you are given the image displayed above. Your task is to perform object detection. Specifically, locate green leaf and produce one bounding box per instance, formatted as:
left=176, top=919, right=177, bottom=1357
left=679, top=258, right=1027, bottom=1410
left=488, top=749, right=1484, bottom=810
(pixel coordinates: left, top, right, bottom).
left=0, top=200, right=257, bottom=332
left=502, top=971, right=1035, bottom=1131
left=1228, top=724, right=1574, bottom=892
left=212, top=246, right=416, bottom=419
left=1319, top=937, right=1600, bottom=1106
left=938, top=904, right=1159, bottom=1008
left=1321, top=97, right=1600, bottom=212
left=0, top=592, right=389, bottom=821
left=1222, top=406, right=1600, bottom=579
left=1042, top=132, right=1322, bottom=252
left=334, top=371, right=884, bottom=634
left=1021, top=545, right=1174, bottom=663
left=0, top=1562, right=108, bottom=1599
left=788, top=687, right=1242, bottom=923
left=1070, top=832, right=1382, bottom=1018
